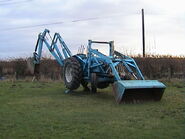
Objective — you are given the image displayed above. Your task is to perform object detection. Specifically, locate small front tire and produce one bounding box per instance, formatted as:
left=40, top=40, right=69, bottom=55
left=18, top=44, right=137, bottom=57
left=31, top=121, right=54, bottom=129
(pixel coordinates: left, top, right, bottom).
left=91, top=73, right=97, bottom=93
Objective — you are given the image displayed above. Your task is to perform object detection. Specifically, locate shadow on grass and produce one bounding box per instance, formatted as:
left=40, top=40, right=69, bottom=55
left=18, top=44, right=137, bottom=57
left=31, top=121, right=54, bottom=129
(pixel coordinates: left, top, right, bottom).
left=69, top=89, right=163, bottom=104
left=68, top=89, right=114, bottom=102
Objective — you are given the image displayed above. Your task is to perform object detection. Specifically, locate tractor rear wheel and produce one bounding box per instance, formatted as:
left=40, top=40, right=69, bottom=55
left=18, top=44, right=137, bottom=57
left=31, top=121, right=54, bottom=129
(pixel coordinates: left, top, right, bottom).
left=63, top=57, right=82, bottom=90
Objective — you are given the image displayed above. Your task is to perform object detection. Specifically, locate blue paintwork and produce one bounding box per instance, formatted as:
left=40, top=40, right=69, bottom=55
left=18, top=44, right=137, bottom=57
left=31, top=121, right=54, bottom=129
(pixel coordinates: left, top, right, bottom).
left=33, top=29, right=72, bottom=66
left=115, top=80, right=166, bottom=89
left=113, top=80, right=166, bottom=103
left=33, top=29, right=166, bottom=102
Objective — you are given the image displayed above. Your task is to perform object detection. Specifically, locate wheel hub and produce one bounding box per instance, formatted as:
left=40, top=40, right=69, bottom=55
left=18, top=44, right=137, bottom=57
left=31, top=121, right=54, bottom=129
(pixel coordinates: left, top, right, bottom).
left=65, top=65, right=73, bottom=82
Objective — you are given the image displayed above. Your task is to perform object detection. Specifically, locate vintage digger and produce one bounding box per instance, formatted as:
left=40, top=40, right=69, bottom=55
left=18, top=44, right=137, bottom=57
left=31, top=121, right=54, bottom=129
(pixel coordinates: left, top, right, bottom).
left=29, top=29, right=166, bottom=103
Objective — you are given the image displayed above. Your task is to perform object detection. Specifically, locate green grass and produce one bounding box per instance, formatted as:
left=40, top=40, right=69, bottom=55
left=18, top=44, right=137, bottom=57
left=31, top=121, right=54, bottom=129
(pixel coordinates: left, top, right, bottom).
left=0, top=81, right=185, bottom=139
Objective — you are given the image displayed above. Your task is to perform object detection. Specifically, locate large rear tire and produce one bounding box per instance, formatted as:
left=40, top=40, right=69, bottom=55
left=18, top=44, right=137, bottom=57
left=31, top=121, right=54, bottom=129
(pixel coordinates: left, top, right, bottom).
left=63, top=57, right=82, bottom=90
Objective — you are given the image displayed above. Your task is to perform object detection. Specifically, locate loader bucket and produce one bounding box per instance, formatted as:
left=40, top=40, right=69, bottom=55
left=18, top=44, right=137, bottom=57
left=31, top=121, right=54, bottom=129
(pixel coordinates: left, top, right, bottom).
left=112, top=80, right=166, bottom=103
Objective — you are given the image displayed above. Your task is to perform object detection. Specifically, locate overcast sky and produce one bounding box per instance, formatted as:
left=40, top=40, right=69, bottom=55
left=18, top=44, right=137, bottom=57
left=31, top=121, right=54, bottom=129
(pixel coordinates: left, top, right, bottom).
left=0, top=0, right=185, bottom=59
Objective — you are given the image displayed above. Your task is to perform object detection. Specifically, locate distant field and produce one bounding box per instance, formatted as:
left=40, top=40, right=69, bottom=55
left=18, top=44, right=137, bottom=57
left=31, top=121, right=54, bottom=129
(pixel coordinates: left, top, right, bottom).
left=0, top=81, right=185, bottom=139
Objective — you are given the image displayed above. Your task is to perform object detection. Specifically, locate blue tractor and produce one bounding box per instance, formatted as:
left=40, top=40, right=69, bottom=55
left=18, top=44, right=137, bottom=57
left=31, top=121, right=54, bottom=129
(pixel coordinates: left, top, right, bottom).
left=31, top=29, right=166, bottom=103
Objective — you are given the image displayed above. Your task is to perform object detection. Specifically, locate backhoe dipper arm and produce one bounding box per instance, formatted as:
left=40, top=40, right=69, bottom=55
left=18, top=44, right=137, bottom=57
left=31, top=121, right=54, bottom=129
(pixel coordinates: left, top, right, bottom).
left=33, top=29, right=72, bottom=67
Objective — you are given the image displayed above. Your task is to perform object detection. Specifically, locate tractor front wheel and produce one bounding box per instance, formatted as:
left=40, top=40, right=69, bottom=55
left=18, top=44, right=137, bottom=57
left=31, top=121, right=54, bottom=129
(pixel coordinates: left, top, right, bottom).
left=63, top=57, right=82, bottom=90
left=91, top=73, right=97, bottom=93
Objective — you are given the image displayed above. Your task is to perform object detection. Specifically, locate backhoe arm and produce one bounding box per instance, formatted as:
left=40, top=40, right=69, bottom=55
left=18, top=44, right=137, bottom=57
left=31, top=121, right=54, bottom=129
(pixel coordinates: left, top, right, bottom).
left=33, top=29, right=72, bottom=67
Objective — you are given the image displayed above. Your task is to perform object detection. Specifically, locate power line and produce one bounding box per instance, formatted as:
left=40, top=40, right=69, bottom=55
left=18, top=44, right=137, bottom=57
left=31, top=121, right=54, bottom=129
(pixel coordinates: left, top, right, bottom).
left=0, top=13, right=125, bottom=31
left=0, top=0, right=14, bottom=2
left=0, top=0, right=32, bottom=5
left=1, top=21, right=65, bottom=31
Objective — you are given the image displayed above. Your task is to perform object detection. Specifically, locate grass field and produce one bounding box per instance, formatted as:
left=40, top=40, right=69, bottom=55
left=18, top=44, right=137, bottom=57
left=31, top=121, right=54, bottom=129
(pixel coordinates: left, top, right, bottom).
left=0, top=81, right=185, bottom=139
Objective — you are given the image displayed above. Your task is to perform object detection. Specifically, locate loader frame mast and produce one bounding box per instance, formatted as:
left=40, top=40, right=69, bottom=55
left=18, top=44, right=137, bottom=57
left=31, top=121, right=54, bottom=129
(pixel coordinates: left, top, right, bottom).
left=83, top=40, right=145, bottom=82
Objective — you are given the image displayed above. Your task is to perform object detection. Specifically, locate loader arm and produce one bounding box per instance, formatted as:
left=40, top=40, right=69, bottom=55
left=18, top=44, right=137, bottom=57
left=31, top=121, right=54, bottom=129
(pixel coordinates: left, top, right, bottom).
left=86, top=40, right=166, bottom=103
left=33, top=29, right=72, bottom=67
left=87, top=40, right=145, bottom=81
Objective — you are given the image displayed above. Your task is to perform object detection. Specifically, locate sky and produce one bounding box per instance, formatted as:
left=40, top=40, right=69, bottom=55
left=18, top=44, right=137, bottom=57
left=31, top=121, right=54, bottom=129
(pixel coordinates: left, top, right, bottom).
left=0, top=0, right=185, bottom=59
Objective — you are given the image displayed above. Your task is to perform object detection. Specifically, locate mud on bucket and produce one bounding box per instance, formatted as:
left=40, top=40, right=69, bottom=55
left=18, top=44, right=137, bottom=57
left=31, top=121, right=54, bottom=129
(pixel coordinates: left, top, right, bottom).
left=112, top=80, right=166, bottom=103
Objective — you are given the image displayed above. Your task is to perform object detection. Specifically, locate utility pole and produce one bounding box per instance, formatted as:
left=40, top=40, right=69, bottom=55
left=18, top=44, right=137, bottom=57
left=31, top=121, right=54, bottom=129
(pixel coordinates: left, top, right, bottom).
left=142, top=9, right=145, bottom=57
